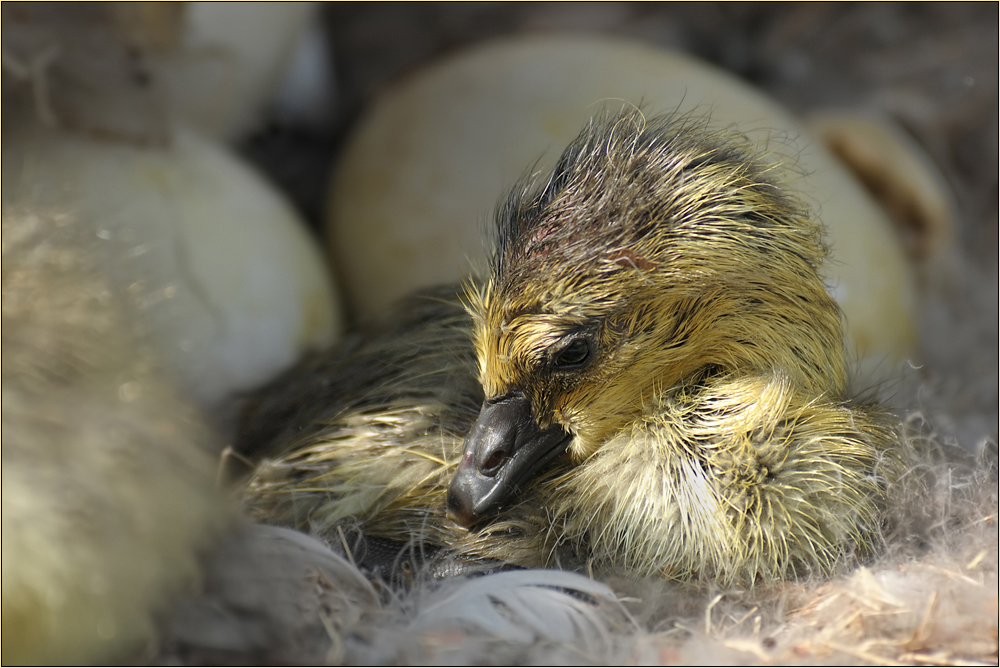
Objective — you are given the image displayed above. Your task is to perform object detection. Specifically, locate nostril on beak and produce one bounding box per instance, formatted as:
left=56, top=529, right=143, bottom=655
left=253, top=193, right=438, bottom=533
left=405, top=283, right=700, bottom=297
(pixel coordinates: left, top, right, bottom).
left=480, top=448, right=509, bottom=476
left=446, top=484, right=477, bottom=528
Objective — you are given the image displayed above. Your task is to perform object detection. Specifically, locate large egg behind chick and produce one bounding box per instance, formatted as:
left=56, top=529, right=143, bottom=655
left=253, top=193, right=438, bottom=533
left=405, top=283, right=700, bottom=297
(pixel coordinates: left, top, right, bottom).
left=326, top=34, right=923, bottom=379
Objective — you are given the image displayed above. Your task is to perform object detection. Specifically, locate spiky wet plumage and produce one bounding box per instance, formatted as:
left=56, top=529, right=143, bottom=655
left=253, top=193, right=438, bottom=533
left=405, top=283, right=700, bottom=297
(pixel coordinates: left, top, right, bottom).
left=242, top=110, right=899, bottom=585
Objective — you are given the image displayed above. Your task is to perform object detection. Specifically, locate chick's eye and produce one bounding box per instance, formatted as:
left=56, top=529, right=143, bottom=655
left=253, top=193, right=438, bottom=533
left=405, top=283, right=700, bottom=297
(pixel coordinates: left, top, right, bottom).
left=554, top=338, right=591, bottom=369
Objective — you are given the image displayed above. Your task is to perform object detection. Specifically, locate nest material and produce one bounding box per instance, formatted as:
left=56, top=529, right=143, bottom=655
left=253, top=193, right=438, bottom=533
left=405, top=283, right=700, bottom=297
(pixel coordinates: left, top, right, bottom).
left=164, top=431, right=996, bottom=665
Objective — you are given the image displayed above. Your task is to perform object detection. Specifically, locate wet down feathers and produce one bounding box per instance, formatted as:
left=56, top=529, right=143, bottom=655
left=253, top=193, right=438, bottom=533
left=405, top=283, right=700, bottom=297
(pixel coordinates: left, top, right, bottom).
left=240, top=109, right=899, bottom=586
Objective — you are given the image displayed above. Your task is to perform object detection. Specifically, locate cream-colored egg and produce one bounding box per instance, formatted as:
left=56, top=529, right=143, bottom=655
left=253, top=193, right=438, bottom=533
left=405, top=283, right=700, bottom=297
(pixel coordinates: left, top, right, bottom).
left=1, top=2, right=319, bottom=143
left=327, top=35, right=919, bottom=370
left=163, top=2, right=319, bottom=139
left=4, top=125, right=341, bottom=407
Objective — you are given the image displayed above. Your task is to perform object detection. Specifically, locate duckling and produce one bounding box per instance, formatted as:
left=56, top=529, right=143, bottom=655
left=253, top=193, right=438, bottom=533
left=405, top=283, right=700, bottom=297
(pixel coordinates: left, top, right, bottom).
left=1, top=205, right=228, bottom=664
left=241, top=109, right=899, bottom=585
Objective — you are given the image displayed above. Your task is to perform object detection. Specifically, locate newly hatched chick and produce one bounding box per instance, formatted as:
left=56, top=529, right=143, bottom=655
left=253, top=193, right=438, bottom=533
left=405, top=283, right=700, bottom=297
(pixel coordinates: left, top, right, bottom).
left=242, top=110, right=899, bottom=586
left=1, top=206, right=228, bottom=663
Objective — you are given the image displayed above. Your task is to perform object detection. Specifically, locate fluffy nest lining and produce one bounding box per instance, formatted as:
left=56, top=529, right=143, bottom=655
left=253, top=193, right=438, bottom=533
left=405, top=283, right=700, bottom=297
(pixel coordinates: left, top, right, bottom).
left=160, top=412, right=997, bottom=666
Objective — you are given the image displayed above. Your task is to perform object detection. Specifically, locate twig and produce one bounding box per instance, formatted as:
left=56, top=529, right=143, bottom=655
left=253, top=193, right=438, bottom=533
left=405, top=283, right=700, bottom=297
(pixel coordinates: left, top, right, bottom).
left=825, top=641, right=906, bottom=666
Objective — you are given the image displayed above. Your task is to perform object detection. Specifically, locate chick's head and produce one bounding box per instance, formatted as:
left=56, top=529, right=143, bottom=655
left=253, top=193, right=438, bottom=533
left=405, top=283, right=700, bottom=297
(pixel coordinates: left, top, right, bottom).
left=450, top=110, right=846, bottom=526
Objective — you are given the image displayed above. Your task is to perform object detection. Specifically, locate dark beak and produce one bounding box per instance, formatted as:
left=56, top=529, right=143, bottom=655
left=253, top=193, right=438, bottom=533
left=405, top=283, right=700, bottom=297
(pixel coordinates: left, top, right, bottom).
left=447, top=390, right=571, bottom=528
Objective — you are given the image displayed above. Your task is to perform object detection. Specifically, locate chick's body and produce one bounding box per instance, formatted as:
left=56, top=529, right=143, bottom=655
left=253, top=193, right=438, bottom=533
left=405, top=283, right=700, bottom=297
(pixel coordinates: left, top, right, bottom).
left=242, top=111, right=897, bottom=585
left=2, top=206, right=227, bottom=664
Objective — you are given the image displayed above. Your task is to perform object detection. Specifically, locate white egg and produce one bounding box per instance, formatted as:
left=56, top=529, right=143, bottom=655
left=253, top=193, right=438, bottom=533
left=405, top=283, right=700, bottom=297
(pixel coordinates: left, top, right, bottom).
left=1, top=2, right=320, bottom=143
left=163, top=2, right=320, bottom=139
left=326, top=34, right=920, bottom=372
left=4, top=125, right=342, bottom=407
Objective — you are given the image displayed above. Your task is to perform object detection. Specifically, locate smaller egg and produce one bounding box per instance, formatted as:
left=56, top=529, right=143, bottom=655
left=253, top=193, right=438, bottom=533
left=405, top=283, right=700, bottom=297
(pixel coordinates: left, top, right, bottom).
left=4, top=124, right=342, bottom=407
